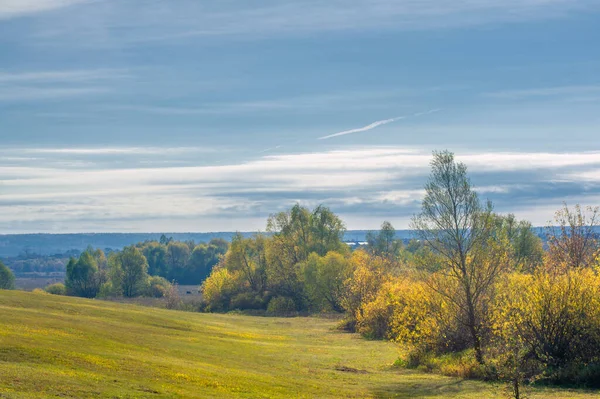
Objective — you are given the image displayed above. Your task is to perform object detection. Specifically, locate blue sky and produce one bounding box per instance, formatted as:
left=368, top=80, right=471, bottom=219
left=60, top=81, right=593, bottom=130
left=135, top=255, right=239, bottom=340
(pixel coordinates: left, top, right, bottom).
left=1, top=0, right=599, bottom=233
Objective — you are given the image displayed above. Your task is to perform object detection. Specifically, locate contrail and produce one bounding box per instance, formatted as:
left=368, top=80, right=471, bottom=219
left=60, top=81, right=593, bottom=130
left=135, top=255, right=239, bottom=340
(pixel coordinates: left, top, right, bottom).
left=413, top=108, right=442, bottom=117
left=317, top=109, right=441, bottom=140
left=318, top=116, right=405, bottom=140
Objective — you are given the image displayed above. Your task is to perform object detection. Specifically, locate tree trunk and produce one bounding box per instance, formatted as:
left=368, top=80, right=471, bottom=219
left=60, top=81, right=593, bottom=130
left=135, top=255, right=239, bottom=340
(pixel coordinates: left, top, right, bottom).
left=465, top=288, right=484, bottom=364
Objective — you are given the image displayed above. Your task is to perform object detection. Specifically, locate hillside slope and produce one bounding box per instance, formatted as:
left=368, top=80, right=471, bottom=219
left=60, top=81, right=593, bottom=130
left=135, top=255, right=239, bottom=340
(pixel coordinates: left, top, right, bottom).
left=0, top=291, right=596, bottom=398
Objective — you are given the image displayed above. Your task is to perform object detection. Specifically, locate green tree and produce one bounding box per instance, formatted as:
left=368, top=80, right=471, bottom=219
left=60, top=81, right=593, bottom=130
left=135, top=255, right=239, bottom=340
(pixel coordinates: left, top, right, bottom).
left=265, top=235, right=305, bottom=306
left=301, top=251, right=351, bottom=312
left=267, top=204, right=313, bottom=264
left=310, top=205, right=347, bottom=256
left=209, top=238, right=229, bottom=253
left=225, top=233, right=268, bottom=293
left=412, top=150, right=506, bottom=364
left=366, top=221, right=403, bottom=260
left=187, top=241, right=228, bottom=284
left=93, top=248, right=108, bottom=270
left=492, top=213, right=544, bottom=272
left=65, top=251, right=102, bottom=298
left=141, top=242, right=168, bottom=276
left=159, top=234, right=173, bottom=245
left=0, top=260, right=15, bottom=290
left=111, top=246, right=149, bottom=298
left=267, top=204, right=347, bottom=262
left=166, top=241, right=191, bottom=282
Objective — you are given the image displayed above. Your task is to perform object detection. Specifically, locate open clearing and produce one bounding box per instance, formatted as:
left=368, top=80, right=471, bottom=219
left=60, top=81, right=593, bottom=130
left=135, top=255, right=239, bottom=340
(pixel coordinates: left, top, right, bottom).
left=0, top=291, right=597, bottom=399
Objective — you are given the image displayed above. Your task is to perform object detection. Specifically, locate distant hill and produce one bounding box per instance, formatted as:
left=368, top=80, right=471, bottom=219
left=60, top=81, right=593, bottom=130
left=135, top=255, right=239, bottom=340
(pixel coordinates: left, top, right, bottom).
left=0, top=230, right=419, bottom=257
left=2, top=227, right=589, bottom=258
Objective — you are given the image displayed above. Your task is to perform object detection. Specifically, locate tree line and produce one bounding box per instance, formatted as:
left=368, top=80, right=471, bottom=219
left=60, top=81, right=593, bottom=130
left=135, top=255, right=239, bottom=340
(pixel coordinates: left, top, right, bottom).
left=42, top=237, right=228, bottom=299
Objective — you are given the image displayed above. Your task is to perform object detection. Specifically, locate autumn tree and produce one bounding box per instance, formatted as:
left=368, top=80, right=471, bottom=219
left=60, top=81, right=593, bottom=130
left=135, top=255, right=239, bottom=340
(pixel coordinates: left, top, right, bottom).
left=342, top=250, right=391, bottom=327
left=546, top=203, right=599, bottom=270
left=412, top=150, right=507, bottom=364
left=224, top=233, right=268, bottom=293
left=266, top=204, right=347, bottom=305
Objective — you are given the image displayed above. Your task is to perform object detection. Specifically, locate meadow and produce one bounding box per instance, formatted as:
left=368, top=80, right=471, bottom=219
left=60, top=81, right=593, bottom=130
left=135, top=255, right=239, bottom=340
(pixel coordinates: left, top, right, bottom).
left=0, top=291, right=598, bottom=398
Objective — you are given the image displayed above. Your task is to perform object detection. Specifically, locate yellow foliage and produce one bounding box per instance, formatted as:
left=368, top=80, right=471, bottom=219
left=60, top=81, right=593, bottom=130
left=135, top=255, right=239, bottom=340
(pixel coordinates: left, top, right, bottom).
left=342, top=250, right=391, bottom=318
left=388, top=279, right=442, bottom=347
left=491, top=269, right=600, bottom=368
left=355, top=278, right=404, bottom=339
left=201, top=267, right=238, bottom=311
left=352, top=274, right=452, bottom=350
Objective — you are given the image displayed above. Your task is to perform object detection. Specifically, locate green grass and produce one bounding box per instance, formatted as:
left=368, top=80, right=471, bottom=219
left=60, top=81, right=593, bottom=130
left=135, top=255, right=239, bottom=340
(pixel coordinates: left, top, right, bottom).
left=0, top=291, right=598, bottom=398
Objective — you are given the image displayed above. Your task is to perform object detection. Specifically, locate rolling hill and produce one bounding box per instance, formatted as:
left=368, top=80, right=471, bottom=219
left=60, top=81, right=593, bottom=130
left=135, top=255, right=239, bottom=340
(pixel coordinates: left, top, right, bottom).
left=0, top=291, right=597, bottom=398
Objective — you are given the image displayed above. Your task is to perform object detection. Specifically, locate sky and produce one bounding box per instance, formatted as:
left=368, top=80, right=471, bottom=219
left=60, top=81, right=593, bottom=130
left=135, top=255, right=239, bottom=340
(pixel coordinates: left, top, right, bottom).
left=0, top=0, right=600, bottom=233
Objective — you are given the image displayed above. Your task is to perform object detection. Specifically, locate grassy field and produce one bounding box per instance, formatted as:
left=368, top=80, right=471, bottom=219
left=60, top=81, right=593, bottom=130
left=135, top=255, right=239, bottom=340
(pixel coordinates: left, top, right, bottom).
left=0, top=291, right=598, bottom=399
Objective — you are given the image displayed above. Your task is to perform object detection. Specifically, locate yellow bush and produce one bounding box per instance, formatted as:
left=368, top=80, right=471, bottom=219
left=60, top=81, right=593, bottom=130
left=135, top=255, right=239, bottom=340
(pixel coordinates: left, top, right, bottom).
left=342, top=250, right=391, bottom=321
left=355, top=278, right=402, bottom=339
left=387, top=279, right=441, bottom=346
left=491, top=269, right=600, bottom=383
left=355, top=276, right=448, bottom=349
left=201, top=267, right=238, bottom=311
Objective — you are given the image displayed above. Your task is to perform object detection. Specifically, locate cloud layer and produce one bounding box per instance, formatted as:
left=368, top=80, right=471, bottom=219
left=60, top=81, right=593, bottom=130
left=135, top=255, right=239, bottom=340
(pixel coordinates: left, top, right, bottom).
left=1, top=147, right=599, bottom=232
left=4, top=0, right=599, bottom=46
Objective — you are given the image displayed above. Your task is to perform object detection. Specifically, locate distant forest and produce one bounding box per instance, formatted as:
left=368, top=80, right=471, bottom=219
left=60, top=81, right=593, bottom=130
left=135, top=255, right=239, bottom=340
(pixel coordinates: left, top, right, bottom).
left=0, top=230, right=418, bottom=258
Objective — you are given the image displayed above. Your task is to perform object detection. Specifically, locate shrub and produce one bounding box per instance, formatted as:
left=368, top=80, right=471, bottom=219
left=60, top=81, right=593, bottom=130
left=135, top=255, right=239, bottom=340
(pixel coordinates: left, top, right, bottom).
left=491, top=269, right=600, bottom=386
left=355, top=274, right=471, bottom=358
left=97, top=281, right=120, bottom=298
left=404, top=349, right=486, bottom=379
left=355, top=279, right=402, bottom=339
left=45, top=283, right=66, bottom=296
left=341, top=250, right=390, bottom=325
left=266, top=296, right=296, bottom=316
left=164, top=282, right=183, bottom=310
left=145, top=276, right=171, bottom=298
left=202, top=267, right=241, bottom=311
left=230, top=292, right=265, bottom=310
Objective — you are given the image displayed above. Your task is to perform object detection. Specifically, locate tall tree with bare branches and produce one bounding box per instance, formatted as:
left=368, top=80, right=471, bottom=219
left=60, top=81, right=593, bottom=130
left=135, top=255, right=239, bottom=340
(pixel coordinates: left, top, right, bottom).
left=412, top=151, right=508, bottom=364
left=546, top=203, right=599, bottom=271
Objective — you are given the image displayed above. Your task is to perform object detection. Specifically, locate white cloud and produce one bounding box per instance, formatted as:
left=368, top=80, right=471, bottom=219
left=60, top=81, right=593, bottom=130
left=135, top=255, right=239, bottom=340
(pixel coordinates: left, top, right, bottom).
left=461, top=152, right=600, bottom=172
left=6, top=0, right=598, bottom=45
left=0, top=68, right=129, bottom=83
left=2, top=146, right=600, bottom=232
left=486, top=85, right=600, bottom=99
left=0, top=68, right=129, bottom=102
left=562, top=169, right=600, bottom=182
left=0, top=86, right=109, bottom=101
left=19, top=146, right=215, bottom=155
left=0, top=0, right=88, bottom=19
